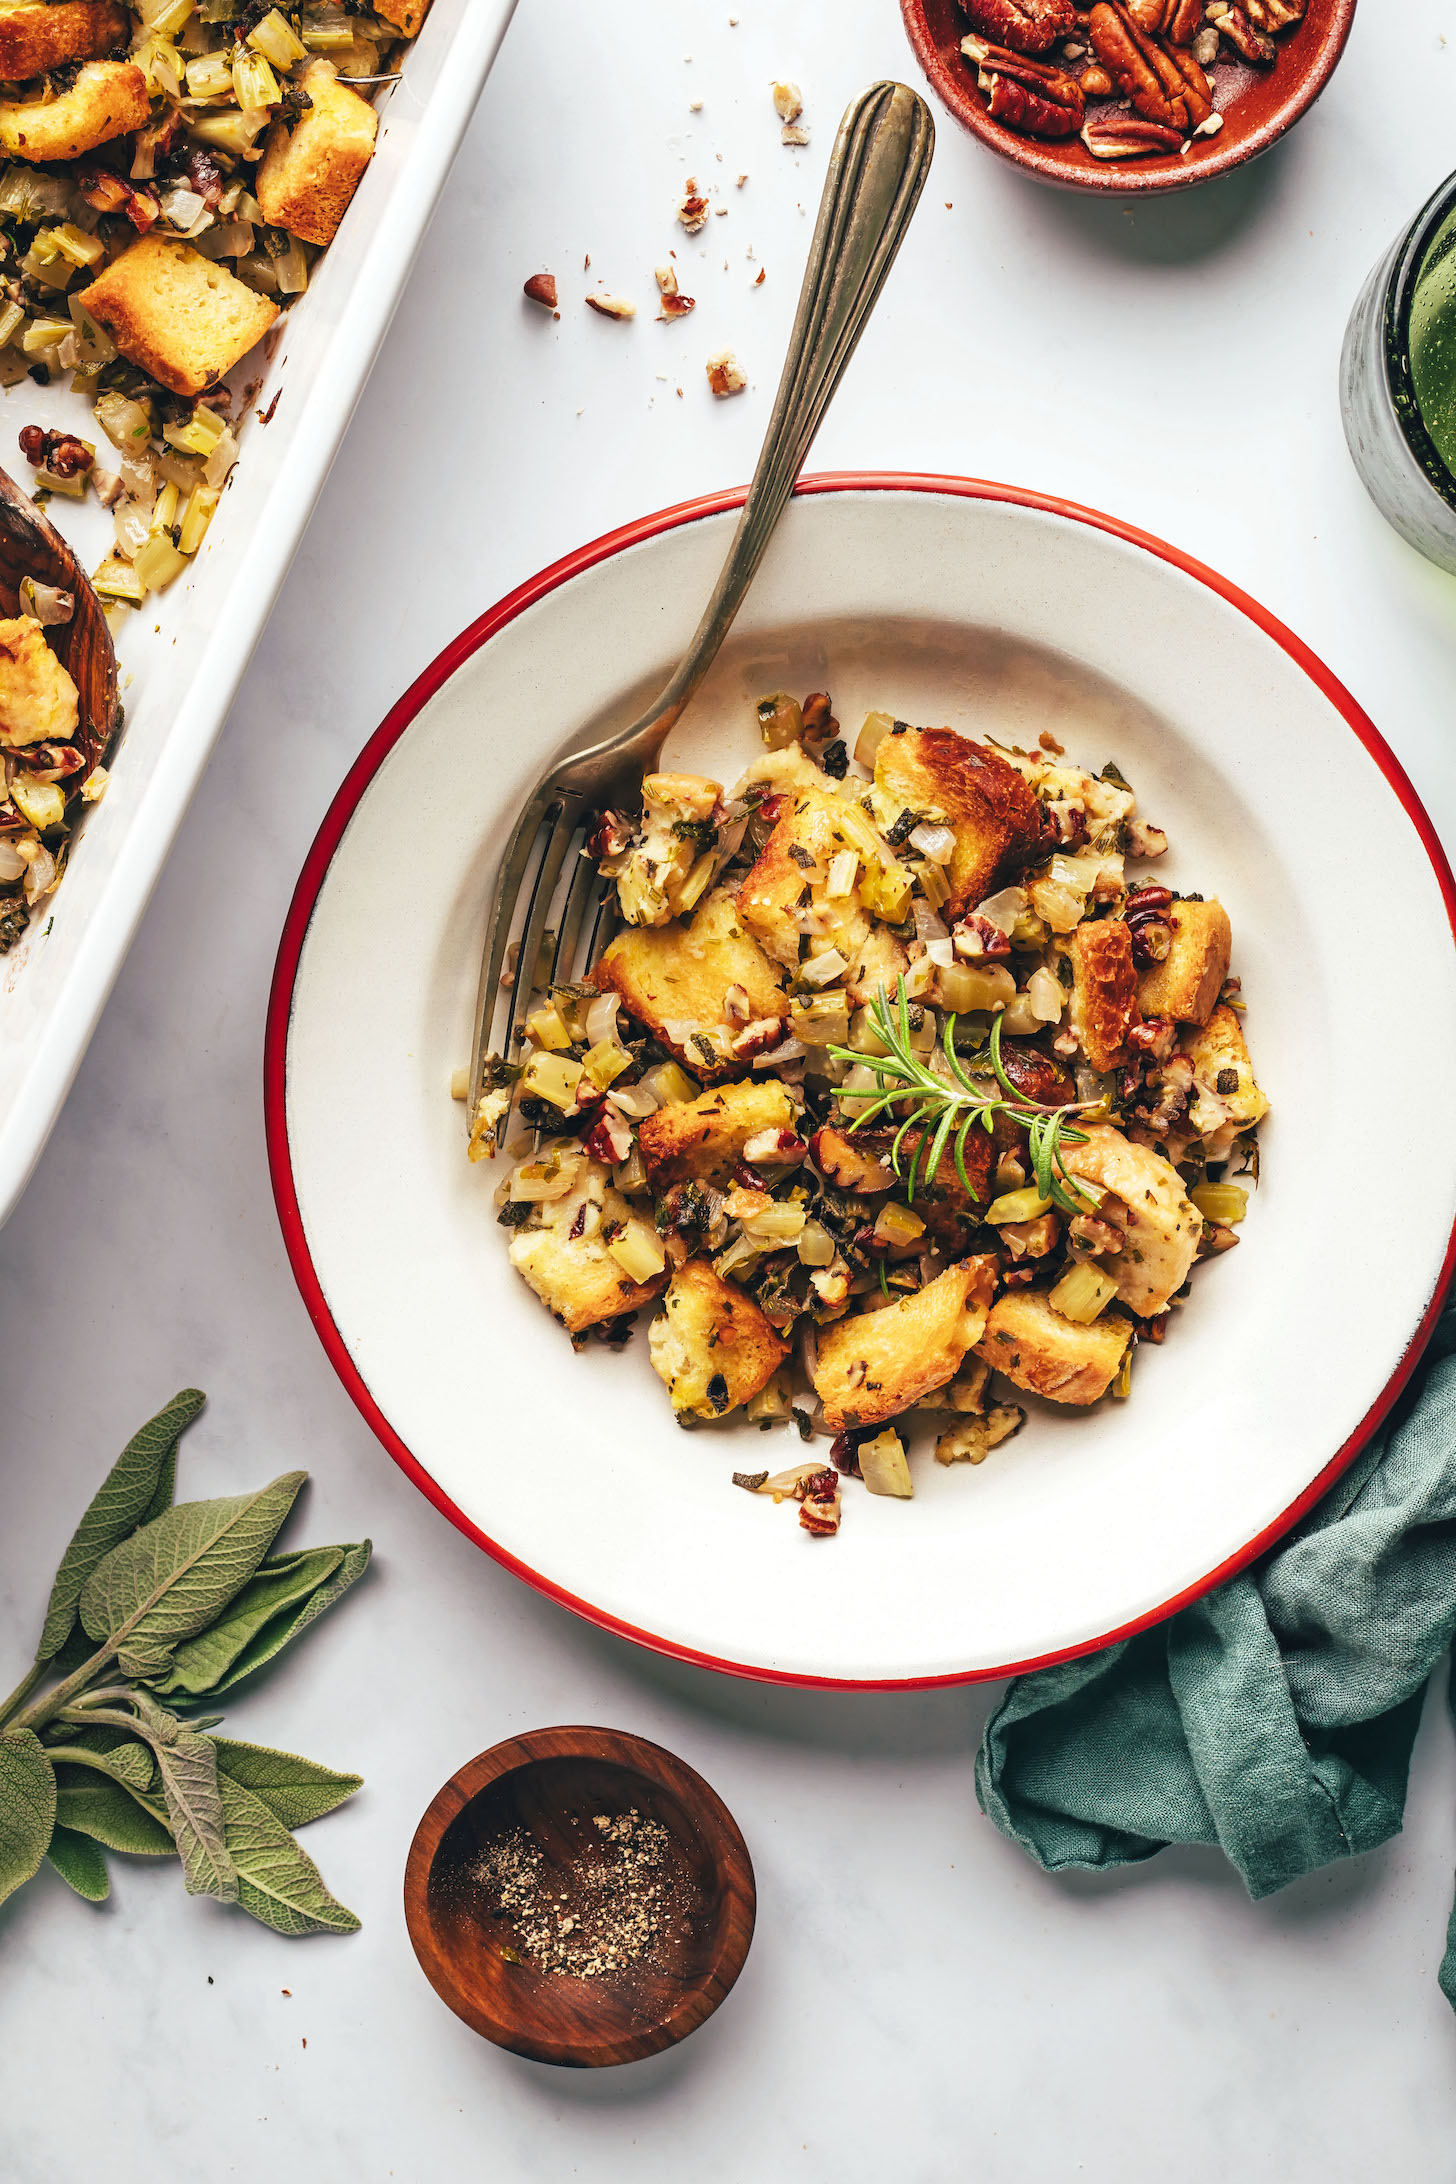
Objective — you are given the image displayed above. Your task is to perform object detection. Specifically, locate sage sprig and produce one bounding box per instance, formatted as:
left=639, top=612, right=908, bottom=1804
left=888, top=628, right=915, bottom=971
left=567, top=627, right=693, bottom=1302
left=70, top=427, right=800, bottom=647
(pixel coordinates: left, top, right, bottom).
left=0, top=1391, right=370, bottom=1936
left=828, top=978, right=1101, bottom=1215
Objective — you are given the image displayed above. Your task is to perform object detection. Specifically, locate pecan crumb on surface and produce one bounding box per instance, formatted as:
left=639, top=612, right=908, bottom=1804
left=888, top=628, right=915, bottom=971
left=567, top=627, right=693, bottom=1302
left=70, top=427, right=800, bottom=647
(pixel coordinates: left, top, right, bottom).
left=586, top=293, right=637, bottom=320
left=782, top=124, right=810, bottom=146
left=677, top=178, right=709, bottom=232
left=771, top=79, right=803, bottom=121
left=706, top=348, right=747, bottom=397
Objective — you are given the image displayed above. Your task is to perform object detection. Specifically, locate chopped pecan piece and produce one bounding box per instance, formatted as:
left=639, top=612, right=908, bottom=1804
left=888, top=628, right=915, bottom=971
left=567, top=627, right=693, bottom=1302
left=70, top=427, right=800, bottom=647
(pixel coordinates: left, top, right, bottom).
left=1216, top=5, right=1275, bottom=60
left=1082, top=113, right=1187, bottom=156
left=961, top=33, right=1085, bottom=135
left=1079, top=62, right=1114, bottom=92
left=959, top=0, right=1077, bottom=56
left=18, top=427, right=92, bottom=480
left=797, top=1467, right=842, bottom=1537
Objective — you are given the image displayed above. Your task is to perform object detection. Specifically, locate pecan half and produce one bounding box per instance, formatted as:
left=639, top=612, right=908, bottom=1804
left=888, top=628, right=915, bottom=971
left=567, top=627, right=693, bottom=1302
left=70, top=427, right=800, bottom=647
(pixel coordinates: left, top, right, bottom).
left=1081, top=114, right=1185, bottom=157
left=1217, top=5, right=1275, bottom=60
left=1242, top=0, right=1303, bottom=27
left=1087, top=4, right=1183, bottom=127
left=961, top=34, right=1085, bottom=135
left=1124, top=0, right=1200, bottom=38
left=959, top=0, right=1077, bottom=57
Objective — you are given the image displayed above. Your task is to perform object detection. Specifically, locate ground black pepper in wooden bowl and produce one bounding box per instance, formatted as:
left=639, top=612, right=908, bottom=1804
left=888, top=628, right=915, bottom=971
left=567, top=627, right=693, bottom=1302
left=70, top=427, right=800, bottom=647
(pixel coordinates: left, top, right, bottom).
left=404, top=1727, right=756, bottom=2067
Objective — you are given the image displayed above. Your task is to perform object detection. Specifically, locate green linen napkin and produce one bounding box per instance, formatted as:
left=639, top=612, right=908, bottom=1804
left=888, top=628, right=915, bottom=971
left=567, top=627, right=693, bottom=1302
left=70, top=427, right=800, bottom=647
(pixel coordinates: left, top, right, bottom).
left=976, top=1290, right=1456, bottom=2010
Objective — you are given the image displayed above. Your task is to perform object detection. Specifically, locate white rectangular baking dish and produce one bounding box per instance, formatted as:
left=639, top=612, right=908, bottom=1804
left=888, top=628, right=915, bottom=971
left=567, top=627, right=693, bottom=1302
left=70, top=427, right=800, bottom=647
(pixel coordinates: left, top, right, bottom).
left=0, top=0, right=517, bottom=1228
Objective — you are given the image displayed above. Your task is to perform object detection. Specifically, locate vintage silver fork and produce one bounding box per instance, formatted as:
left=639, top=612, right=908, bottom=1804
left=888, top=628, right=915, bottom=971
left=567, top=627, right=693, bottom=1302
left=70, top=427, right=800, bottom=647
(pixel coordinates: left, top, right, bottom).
left=468, top=79, right=934, bottom=1131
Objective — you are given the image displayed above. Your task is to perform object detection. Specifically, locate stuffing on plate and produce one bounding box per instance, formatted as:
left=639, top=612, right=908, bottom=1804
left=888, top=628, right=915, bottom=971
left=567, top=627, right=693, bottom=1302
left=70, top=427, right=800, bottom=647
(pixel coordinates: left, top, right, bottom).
left=0, top=2, right=431, bottom=951
left=469, top=690, right=1266, bottom=1538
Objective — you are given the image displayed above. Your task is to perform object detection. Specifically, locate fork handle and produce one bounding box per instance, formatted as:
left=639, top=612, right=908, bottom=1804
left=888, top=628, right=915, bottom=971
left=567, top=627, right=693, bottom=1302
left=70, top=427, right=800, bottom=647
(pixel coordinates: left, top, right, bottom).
left=641, top=80, right=934, bottom=752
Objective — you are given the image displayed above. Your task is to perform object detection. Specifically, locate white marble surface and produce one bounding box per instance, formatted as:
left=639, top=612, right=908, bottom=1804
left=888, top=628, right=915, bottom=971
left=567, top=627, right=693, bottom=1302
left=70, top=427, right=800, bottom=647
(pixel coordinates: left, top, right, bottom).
left=5, top=1, right=1456, bottom=2173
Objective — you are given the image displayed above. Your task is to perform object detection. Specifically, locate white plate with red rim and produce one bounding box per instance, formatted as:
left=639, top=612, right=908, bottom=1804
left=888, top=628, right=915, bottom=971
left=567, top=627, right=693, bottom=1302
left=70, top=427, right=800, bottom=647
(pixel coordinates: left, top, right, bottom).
left=267, top=475, right=1456, bottom=1689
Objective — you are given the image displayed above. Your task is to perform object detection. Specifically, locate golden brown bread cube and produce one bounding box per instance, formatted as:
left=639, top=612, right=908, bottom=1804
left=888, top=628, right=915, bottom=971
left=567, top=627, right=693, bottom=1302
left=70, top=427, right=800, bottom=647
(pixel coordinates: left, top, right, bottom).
left=1057, top=1123, right=1201, bottom=1318
left=508, top=1168, right=664, bottom=1334
left=0, top=618, right=78, bottom=747
left=0, top=59, right=147, bottom=162
left=975, top=1286, right=1132, bottom=1406
left=844, top=920, right=910, bottom=1011
left=80, top=237, right=279, bottom=398
left=638, top=1079, right=796, bottom=1192
left=373, top=0, right=430, bottom=29
left=648, top=1258, right=789, bottom=1418
left=615, top=771, right=722, bottom=927
left=1183, top=1002, right=1268, bottom=1136
left=257, top=60, right=379, bottom=247
left=873, top=726, right=1046, bottom=915
left=1136, top=898, right=1231, bottom=1026
left=593, top=887, right=787, bottom=1082
left=735, top=786, right=870, bottom=971
left=813, top=1256, right=998, bottom=1429
left=0, top=1, right=126, bottom=80
left=1067, top=916, right=1140, bottom=1073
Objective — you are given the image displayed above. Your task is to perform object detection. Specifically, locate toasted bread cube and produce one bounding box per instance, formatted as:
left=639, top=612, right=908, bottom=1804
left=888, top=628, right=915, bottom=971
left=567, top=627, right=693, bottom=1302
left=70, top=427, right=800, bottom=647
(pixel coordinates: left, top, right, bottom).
left=976, top=1287, right=1131, bottom=1406
left=1136, top=898, right=1231, bottom=1026
left=80, top=236, right=279, bottom=399
left=0, top=60, right=147, bottom=163
left=1183, top=1002, right=1268, bottom=1135
left=844, top=919, right=910, bottom=1011
left=256, top=60, right=378, bottom=247
left=1057, top=1122, right=1201, bottom=1317
left=814, top=1256, right=998, bottom=1430
left=373, top=0, right=430, bottom=28
left=615, top=770, right=723, bottom=927
left=593, top=886, right=787, bottom=1083
left=0, top=617, right=78, bottom=748
left=736, top=785, right=870, bottom=971
left=0, top=1, right=126, bottom=80
left=874, top=726, right=1045, bottom=915
left=1068, top=915, right=1139, bottom=1073
left=639, top=1078, right=796, bottom=1191
left=508, top=1166, right=665, bottom=1334
left=649, top=1257, right=789, bottom=1418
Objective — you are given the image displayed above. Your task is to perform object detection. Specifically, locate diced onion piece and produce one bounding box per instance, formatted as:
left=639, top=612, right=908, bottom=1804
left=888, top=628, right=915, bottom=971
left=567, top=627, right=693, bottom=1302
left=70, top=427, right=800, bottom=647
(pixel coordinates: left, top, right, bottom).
left=746, top=1373, right=791, bottom=1424
left=912, top=900, right=948, bottom=946
left=0, top=838, right=26, bottom=883
left=872, top=1202, right=925, bottom=1251
left=742, top=1203, right=806, bottom=1246
left=584, top=991, right=621, bottom=1046
left=509, top=1154, right=582, bottom=1204
left=789, top=993, right=849, bottom=1047
left=909, top=821, right=955, bottom=864
left=1027, top=964, right=1064, bottom=1022
left=823, top=849, right=858, bottom=899
left=975, top=885, right=1028, bottom=934
left=10, top=774, right=64, bottom=830
left=114, top=502, right=150, bottom=559
left=752, top=1037, right=805, bottom=1070
left=925, top=936, right=954, bottom=969
left=449, top=1067, right=469, bottom=1101
left=796, top=1219, right=836, bottom=1267
left=19, top=578, right=72, bottom=626
left=854, top=710, right=894, bottom=768
left=23, top=841, right=55, bottom=903
left=798, top=948, right=848, bottom=990
left=606, top=1081, right=660, bottom=1119
left=95, top=391, right=152, bottom=453
left=607, top=1218, right=667, bottom=1285
left=613, top=1147, right=646, bottom=1194
left=1049, top=1263, right=1120, bottom=1324
left=987, top=1186, right=1053, bottom=1225
left=859, top=1429, right=913, bottom=1499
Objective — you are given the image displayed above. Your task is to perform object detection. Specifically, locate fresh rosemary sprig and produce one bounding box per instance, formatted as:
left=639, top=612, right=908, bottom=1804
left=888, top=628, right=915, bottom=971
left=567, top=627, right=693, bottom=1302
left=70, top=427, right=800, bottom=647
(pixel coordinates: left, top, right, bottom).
left=826, top=978, right=1101, bottom=1216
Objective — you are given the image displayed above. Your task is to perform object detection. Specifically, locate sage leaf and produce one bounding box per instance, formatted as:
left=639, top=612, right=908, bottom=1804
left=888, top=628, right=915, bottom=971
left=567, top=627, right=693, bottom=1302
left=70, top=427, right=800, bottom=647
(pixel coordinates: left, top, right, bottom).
left=36, top=1390, right=205, bottom=1665
left=213, top=1739, right=362, bottom=1830
left=43, top=1738, right=155, bottom=1793
left=46, top=1825, right=109, bottom=1902
left=0, top=1730, right=56, bottom=1905
left=78, top=1471, right=305, bottom=1679
left=148, top=1727, right=235, bottom=1902
left=53, top=1773, right=174, bottom=1857
left=149, top=1544, right=345, bottom=1700
left=219, top=1774, right=360, bottom=1936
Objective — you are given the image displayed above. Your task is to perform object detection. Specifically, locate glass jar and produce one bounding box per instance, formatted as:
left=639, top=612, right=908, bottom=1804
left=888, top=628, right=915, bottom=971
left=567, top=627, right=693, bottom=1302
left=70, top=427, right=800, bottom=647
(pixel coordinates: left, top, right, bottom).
left=1341, top=167, right=1456, bottom=575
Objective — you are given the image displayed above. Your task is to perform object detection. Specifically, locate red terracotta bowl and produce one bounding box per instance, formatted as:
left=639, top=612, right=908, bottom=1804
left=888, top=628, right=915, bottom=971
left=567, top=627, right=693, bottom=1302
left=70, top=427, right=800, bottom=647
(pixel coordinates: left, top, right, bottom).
left=901, top=0, right=1356, bottom=193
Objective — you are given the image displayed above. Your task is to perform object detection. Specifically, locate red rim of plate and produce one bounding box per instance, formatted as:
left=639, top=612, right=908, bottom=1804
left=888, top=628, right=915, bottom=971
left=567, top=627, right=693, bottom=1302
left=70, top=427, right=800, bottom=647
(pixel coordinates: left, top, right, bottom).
left=265, top=471, right=1456, bottom=1691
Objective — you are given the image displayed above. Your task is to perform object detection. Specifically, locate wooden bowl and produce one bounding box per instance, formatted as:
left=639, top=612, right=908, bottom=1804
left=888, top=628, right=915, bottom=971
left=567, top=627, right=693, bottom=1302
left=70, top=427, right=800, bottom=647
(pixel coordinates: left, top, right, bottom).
left=0, top=465, right=118, bottom=776
left=403, top=1727, right=756, bottom=2067
left=900, top=0, right=1356, bottom=194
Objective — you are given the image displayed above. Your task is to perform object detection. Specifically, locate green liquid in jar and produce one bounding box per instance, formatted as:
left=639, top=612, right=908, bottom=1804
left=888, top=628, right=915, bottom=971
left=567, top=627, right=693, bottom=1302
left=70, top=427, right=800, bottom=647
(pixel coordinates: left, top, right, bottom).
left=1408, top=209, right=1456, bottom=482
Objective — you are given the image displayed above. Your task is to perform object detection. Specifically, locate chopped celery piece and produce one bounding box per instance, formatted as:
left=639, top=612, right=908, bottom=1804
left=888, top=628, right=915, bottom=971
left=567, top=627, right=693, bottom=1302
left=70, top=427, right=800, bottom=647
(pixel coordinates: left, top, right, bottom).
left=1191, top=1183, right=1248, bottom=1225
left=0, top=301, right=25, bottom=349
left=150, top=480, right=180, bottom=535
left=185, top=51, right=234, bottom=97
left=93, top=556, right=146, bottom=604
left=1049, top=1263, right=1120, bottom=1325
left=187, top=109, right=270, bottom=156
left=582, top=1038, right=630, bottom=1091
left=177, top=485, right=220, bottom=555
left=20, top=316, right=69, bottom=356
left=606, top=1219, right=666, bottom=1285
left=520, top=1051, right=583, bottom=1110
left=789, top=993, right=849, bottom=1047
left=524, top=1002, right=572, bottom=1053
left=163, top=406, right=226, bottom=457
left=986, top=1186, right=1053, bottom=1225
left=51, top=224, right=105, bottom=268
left=871, top=1202, right=925, bottom=1249
left=132, top=535, right=188, bottom=592
left=249, top=8, right=306, bottom=67
left=232, top=49, right=281, bottom=111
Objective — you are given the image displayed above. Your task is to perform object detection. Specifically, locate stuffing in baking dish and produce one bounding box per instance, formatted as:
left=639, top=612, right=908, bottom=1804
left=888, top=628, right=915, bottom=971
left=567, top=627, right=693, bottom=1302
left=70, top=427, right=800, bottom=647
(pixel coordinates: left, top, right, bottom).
left=471, top=692, right=1266, bottom=1536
